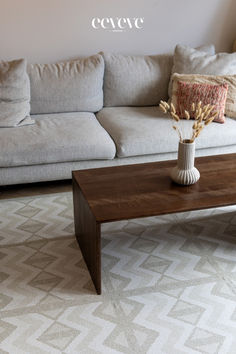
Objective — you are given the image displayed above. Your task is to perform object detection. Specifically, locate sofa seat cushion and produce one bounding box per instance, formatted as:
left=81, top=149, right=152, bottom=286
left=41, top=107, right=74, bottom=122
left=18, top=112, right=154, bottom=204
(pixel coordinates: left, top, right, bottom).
left=96, top=107, right=236, bottom=158
left=0, top=112, right=116, bottom=167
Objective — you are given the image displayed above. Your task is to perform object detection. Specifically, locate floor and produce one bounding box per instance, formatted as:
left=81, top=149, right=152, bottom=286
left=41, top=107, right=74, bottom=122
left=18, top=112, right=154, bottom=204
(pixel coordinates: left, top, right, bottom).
left=0, top=180, right=72, bottom=200
left=0, top=180, right=235, bottom=353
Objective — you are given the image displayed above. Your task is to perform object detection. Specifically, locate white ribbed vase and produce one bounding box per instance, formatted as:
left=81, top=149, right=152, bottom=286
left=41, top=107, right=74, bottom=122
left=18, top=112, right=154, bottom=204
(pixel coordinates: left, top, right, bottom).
left=171, top=140, right=200, bottom=185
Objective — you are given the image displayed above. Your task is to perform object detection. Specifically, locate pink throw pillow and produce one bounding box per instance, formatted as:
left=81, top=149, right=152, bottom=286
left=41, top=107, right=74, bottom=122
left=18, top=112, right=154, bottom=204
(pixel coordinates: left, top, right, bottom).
left=176, top=81, right=228, bottom=123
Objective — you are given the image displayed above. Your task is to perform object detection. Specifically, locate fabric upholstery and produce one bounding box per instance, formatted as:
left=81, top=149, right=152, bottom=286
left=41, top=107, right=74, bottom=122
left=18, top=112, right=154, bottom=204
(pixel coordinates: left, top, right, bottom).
left=0, top=59, right=34, bottom=127
left=173, top=44, right=236, bottom=76
left=0, top=112, right=116, bottom=167
left=171, top=73, right=236, bottom=119
left=28, top=54, right=104, bottom=114
left=168, top=44, right=236, bottom=97
left=173, top=81, right=228, bottom=123
left=102, top=52, right=173, bottom=106
left=1, top=145, right=236, bottom=185
left=168, top=44, right=217, bottom=97
left=96, top=106, right=236, bottom=158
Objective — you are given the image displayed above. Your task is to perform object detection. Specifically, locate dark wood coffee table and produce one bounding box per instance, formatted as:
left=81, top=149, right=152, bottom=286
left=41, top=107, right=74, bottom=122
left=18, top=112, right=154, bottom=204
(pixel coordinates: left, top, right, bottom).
left=72, top=153, right=236, bottom=294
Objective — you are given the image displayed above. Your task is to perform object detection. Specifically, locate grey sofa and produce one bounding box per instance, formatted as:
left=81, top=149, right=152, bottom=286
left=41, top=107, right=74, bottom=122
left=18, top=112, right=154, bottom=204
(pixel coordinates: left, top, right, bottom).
left=0, top=52, right=236, bottom=186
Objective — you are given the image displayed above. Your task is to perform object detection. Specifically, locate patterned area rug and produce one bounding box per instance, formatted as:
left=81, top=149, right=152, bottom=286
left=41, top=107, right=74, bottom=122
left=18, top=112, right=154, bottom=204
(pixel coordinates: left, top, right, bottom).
left=0, top=192, right=235, bottom=354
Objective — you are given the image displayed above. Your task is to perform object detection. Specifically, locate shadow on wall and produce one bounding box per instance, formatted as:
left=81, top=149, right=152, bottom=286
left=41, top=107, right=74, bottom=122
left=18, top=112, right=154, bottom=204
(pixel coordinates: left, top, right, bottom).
left=206, top=0, right=236, bottom=52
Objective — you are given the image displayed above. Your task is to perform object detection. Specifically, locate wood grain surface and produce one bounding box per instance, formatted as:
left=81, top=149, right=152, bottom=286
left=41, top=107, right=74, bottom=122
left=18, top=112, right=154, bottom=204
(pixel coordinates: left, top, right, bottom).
left=72, top=178, right=101, bottom=294
left=73, top=154, right=236, bottom=223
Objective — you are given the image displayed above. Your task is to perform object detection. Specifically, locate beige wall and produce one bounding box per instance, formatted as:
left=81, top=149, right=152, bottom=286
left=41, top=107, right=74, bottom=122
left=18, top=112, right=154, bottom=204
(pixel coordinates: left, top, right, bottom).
left=0, top=0, right=235, bottom=63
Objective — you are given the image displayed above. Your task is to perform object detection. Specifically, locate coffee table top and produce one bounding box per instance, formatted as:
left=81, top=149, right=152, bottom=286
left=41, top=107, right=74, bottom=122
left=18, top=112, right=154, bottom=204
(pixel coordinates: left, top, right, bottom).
left=72, top=153, right=236, bottom=223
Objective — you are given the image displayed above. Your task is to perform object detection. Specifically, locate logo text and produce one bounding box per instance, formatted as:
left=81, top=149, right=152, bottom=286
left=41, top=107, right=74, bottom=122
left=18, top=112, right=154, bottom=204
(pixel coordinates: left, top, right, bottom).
left=91, top=17, right=144, bottom=32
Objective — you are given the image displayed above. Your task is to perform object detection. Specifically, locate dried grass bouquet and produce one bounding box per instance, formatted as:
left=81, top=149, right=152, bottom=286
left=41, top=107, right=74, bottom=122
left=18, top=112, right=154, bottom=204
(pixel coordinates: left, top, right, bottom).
left=159, top=100, right=218, bottom=143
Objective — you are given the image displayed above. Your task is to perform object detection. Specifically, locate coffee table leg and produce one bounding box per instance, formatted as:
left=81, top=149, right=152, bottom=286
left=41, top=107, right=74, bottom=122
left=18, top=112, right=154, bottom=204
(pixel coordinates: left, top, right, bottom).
left=72, top=179, right=101, bottom=294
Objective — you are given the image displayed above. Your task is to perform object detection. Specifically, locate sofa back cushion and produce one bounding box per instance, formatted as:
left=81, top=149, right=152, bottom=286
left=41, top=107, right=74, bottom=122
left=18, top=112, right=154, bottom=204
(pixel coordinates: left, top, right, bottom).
left=28, top=54, right=104, bottom=114
left=0, top=59, right=34, bottom=127
left=102, top=52, right=173, bottom=107
left=168, top=44, right=216, bottom=97
left=173, top=44, right=236, bottom=76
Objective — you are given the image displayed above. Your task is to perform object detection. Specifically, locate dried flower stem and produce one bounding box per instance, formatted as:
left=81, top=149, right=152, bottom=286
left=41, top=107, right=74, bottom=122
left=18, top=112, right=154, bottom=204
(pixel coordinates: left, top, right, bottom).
left=159, top=100, right=218, bottom=142
left=173, top=125, right=183, bottom=142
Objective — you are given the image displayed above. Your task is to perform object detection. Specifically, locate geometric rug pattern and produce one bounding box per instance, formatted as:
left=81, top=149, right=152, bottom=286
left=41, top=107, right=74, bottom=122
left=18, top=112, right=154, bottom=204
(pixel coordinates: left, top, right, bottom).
left=0, top=192, right=235, bottom=353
